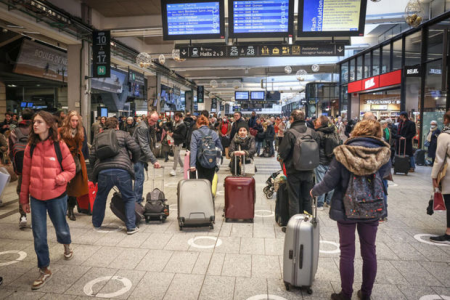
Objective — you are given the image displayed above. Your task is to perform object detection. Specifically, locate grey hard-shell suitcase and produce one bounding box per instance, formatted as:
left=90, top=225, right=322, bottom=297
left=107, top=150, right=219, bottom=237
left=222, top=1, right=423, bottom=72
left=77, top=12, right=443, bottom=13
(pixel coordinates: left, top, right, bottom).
left=394, top=140, right=410, bottom=175
left=283, top=198, right=320, bottom=295
left=177, top=171, right=215, bottom=230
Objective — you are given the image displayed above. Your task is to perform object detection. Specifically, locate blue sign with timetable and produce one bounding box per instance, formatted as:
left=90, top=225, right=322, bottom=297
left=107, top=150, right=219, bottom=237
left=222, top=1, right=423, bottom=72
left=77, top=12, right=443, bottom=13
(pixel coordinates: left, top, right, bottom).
left=167, top=2, right=221, bottom=36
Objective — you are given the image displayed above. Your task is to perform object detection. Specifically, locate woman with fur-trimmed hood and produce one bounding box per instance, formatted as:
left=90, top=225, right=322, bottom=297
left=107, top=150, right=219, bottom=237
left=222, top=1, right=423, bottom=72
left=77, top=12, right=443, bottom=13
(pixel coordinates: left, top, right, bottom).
left=59, top=111, right=89, bottom=221
left=311, top=119, right=391, bottom=300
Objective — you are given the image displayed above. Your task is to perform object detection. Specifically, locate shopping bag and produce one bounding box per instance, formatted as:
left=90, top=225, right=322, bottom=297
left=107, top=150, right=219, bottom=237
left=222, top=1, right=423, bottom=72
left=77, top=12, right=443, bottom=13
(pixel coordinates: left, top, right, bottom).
left=212, top=172, right=218, bottom=197
left=434, top=189, right=447, bottom=211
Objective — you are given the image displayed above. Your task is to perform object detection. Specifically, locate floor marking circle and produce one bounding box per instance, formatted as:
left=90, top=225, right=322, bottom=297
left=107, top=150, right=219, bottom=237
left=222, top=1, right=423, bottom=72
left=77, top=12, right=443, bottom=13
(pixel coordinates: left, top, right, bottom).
left=187, top=236, right=222, bottom=249
left=246, top=295, right=287, bottom=300
left=166, top=182, right=178, bottom=187
left=254, top=210, right=275, bottom=218
left=83, top=276, right=132, bottom=298
left=0, top=250, right=27, bottom=266
left=420, top=295, right=450, bottom=300
left=414, top=234, right=450, bottom=246
left=216, top=191, right=224, bottom=196
left=320, top=241, right=340, bottom=254
left=94, top=225, right=123, bottom=233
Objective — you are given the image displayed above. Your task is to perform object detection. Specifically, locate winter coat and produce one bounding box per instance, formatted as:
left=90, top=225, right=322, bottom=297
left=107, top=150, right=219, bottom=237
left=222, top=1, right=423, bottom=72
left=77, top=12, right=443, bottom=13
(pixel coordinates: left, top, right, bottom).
left=265, top=124, right=275, bottom=141
left=189, top=125, right=223, bottom=168
left=248, top=116, right=257, bottom=129
left=126, top=123, right=136, bottom=137
left=230, top=118, right=247, bottom=141
left=397, top=119, right=416, bottom=156
left=316, top=124, right=336, bottom=166
left=134, top=119, right=157, bottom=164
left=278, top=120, right=319, bottom=175
left=427, top=128, right=440, bottom=159
left=19, top=139, right=76, bottom=205
left=431, top=130, right=450, bottom=194
left=277, top=122, right=286, bottom=138
left=311, top=137, right=391, bottom=222
left=339, top=123, right=347, bottom=143
left=255, top=124, right=265, bottom=142
left=59, top=128, right=89, bottom=197
left=229, top=134, right=256, bottom=159
left=172, top=120, right=187, bottom=146
left=89, top=129, right=141, bottom=183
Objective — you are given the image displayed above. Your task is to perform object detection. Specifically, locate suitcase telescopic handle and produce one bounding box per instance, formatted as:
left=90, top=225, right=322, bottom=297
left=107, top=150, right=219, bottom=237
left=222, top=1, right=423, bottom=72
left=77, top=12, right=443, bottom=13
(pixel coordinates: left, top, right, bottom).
left=312, top=196, right=318, bottom=225
left=187, top=169, right=198, bottom=180
left=398, top=138, right=407, bottom=158
left=235, top=145, right=246, bottom=176
left=152, top=166, right=165, bottom=192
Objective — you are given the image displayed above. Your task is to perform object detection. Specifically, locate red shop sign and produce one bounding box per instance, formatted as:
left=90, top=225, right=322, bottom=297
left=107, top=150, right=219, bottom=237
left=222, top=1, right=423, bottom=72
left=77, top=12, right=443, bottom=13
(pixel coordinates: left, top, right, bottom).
left=347, top=70, right=401, bottom=93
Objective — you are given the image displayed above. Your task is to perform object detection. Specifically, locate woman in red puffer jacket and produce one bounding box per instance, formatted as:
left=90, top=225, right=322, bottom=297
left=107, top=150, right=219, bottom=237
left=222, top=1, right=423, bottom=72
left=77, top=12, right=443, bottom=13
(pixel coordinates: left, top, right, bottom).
left=19, top=111, right=76, bottom=290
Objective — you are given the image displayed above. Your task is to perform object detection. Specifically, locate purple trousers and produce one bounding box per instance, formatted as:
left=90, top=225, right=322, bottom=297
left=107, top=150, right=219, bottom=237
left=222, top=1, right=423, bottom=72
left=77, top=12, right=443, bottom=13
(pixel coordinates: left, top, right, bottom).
left=337, top=220, right=379, bottom=298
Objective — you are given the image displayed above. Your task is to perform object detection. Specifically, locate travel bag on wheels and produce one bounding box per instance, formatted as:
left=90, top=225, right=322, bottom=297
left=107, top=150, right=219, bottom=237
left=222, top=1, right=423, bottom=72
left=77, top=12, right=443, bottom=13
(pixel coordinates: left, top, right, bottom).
left=394, top=139, right=410, bottom=175
left=224, top=151, right=255, bottom=222
left=414, top=149, right=426, bottom=166
left=275, top=181, right=290, bottom=227
left=144, top=167, right=169, bottom=223
left=77, top=181, right=98, bottom=215
left=110, top=191, right=144, bottom=227
left=283, top=197, right=320, bottom=295
left=177, top=171, right=215, bottom=230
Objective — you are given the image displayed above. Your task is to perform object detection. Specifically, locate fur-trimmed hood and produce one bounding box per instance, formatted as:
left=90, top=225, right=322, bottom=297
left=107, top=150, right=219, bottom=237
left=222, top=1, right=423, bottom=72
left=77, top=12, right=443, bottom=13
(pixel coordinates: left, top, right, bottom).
left=333, top=136, right=391, bottom=176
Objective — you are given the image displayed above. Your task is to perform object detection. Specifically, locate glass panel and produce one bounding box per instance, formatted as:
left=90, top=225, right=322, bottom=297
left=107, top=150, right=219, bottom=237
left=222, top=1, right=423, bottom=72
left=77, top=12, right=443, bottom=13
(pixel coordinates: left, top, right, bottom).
left=364, top=53, right=371, bottom=78
left=341, top=62, right=349, bottom=84
left=349, top=59, right=356, bottom=82
left=340, top=85, right=348, bottom=119
left=404, top=30, right=421, bottom=67
left=427, top=22, right=448, bottom=61
left=356, top=55, right=363, bottom=80
left=373, top=48, right=380, bottom=76
left=393, top=39, right=402, bottom=70
left=381, top=43, right=391, bottom=73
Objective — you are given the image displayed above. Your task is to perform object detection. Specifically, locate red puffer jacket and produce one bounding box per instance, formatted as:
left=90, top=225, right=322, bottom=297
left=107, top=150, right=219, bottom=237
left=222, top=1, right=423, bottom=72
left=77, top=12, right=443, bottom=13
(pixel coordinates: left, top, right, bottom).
left=20, top=139, right=76, bottom=205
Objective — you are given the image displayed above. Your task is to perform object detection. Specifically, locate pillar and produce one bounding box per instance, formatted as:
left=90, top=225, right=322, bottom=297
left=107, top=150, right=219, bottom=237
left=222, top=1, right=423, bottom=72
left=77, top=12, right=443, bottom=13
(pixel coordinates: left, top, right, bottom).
left=0, top=82, right=6, bottom=116
left=156, top=74, right=162, bottom=113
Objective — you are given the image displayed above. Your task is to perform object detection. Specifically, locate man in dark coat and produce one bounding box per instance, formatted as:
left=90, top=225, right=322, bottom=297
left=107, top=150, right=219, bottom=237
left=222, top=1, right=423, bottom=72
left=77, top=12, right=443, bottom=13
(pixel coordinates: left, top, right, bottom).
left=248, top=111, right=257, bottom=129
left=397, top=111, right=416, bottom=172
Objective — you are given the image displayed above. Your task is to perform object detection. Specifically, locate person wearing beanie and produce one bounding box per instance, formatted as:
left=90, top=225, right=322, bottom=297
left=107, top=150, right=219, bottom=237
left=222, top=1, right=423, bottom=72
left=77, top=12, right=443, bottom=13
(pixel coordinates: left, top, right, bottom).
left=125, top=116, right=136, bottom=136
left=229, top=122, right=256, bottom=175
left=397, top=111, right=416, bottom=172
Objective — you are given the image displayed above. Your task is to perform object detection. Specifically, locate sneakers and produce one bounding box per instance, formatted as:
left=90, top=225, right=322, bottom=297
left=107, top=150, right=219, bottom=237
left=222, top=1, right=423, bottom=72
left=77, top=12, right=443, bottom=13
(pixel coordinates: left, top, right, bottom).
left=19, top=215, right=27, bottom=229
left=127, top=227, right=139, bottom=235
left=32, top=268, right=52, bottom=290
left=317, top=206, right=324, bottom=211
left=429, top=234, right=450, bottom=245
left=324, top=203, right=330, bottom=208
left=170, top=169, right=176, bottom=176
left=331, top=292, right=351, bottom=300
left=409, top=168, right=415, bottom=172
left=64, top=244, right=73, bottom=260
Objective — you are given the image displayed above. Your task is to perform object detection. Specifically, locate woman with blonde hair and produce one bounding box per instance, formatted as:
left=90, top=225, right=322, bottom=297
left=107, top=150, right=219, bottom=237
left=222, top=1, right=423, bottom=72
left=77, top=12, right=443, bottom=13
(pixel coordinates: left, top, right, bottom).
left=59, top=111, right=89, bottom=221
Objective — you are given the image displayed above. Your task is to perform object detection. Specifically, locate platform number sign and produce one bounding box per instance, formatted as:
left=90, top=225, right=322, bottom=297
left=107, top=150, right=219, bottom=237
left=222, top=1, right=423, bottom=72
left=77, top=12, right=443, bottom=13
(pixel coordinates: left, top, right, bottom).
left=92, top=31, right=111, bottom=78
left=197, top=86, right=204, bottom=103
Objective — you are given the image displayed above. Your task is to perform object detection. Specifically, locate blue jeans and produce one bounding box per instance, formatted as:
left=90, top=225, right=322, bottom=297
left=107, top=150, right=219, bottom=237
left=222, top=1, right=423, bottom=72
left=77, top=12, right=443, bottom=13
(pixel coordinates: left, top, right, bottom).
left=31, top=194, right=71, bottom=269
left=256, top=141, right=263, bottom=155
left=93, top=169, right=136, bottom=230
left=382, top=179, right=388, bottom=217
left=315, top=164, right=334, bottom=207
left=134, top=161, right=145, bottom=204
left=410, top=155, right=415, bottom=169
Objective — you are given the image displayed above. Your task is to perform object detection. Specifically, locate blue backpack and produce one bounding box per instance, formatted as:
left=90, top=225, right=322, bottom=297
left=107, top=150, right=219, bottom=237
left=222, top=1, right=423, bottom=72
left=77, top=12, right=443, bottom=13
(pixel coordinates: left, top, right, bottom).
left=197, top=129, right=217, bottom=169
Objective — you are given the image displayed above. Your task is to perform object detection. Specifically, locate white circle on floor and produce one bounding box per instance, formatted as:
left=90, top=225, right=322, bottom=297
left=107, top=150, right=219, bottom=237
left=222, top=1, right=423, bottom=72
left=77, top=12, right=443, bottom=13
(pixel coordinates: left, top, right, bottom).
left=246, top=295, right=287, bottom=300
left=254, top=210, right=275, bottom=218
left=319, top=241, right=340, bottom=254
left=83, top=276, right=132, bottom=298
left=420, top=295, right=450, bottom=300
left=169, top=204, right=177, bottom=209
left=216, top=191, right=224, bottom=196
left=414, top=234, right=450, bottom=247
left=0, top=250, right=27, bottom=266
left=94, top=225, right=123, bottom=233
left=187, top=236, right=222, bottom=249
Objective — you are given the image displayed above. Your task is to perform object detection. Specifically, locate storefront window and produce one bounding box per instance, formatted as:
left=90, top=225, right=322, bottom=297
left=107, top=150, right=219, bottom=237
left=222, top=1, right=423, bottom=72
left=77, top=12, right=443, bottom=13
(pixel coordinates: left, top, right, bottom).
left=404, top=30, right=421, bottom=67
left=349, top=59, right=356, bottom=82
left=341, top=62, right=349, bottom=84
left=381, top=43, right=391, bottom=73
left=359, top=90, right=401, bottom=121
left=364, top=52, right=371, bottom=78
left=340, top=85, right=348, bottom=119
left=427, top=22, right=446, bottom=61
left=373, top=48, right=380, bottom=76
left=393, top=38, right=402, bottom=70
left=356, top=55, right=363, bottom=80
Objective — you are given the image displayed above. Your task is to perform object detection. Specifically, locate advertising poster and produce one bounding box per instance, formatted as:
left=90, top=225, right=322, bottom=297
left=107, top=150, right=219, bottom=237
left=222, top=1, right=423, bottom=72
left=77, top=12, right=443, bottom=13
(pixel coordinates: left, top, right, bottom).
left=91, top=68, right=127, bottom=94
left=303, top=0, right=361, bottom=32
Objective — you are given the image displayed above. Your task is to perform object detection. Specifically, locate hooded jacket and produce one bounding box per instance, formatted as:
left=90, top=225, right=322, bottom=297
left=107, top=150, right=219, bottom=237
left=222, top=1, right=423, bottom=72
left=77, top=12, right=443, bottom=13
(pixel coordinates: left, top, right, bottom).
left=229, top=133, right=256, bottom=158
left=316, top=124, right=337, bottom=165
left=311, top=136, right=391, bottom=222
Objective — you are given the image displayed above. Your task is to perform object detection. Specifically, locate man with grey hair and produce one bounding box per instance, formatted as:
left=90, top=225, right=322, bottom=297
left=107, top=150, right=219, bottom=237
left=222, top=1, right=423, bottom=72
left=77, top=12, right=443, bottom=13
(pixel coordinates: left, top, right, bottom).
left=362, top=111, right=376, bottom=121
left=133, top=109, right=161, bottom=204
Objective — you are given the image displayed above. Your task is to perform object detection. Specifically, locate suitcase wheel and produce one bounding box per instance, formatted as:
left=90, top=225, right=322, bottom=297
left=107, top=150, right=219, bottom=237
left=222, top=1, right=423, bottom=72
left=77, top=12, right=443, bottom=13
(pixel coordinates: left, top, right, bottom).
left=305, top=287, right=313, bottom=295
left=405, top=172, right=408, bottom=176
left=209, top=224, right=214, bottom=230
left=266, top=191, right=274, bottom=199
left=284, top=282, right=290, bottom=291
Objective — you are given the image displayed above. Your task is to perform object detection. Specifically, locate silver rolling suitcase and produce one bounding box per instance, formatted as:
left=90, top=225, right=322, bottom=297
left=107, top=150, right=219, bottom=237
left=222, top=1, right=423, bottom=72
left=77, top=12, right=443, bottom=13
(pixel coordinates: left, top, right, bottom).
left=177, top=171, right=215, bottom=230
left=283, top=197, right=320, bottom=295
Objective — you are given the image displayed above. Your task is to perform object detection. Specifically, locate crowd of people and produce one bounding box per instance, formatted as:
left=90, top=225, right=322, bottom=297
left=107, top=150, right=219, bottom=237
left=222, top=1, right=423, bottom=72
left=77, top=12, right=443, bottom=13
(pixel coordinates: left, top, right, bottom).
left=0, top=107, right=448, bottom=300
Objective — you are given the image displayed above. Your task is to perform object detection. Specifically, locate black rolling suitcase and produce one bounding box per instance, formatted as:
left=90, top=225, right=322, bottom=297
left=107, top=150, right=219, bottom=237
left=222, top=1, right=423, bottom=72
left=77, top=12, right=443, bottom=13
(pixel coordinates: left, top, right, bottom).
left=414, top=149, right=426, bottom=166
left=275, top=182, right=290, bottom=227
left=394, top=140, right=410, bottom=175
left=110, top=192, right=144, bottom=227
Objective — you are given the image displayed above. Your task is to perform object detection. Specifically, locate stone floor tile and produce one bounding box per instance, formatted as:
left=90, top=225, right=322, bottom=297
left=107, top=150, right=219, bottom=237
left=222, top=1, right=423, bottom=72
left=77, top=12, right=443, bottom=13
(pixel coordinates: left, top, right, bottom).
left=233, top=277, right=268, bottom=300
left=221, top=253, right=252, bottom=278
left=108, top=248, right=149, bottom=270
left=198, top=275, right=235, bottom=300
left=411, top=242, right=450, bottom=263
left=64, top=267, right=117, bottom=296
left=218, top=222, right=232, bottom=237
left=39, top=294, right=78, bottom=300
left=140, top=233, right=173, bottom=250
left=135, top=249, right=173, bottom=272
left=385, top=242, right=428, bottom=261
left=264, top=238, right=284, bottom=256
left=81, top=246, right=124, bottom=268
left=315, top=258, right=340, bottom=282
left=301, top=280, right=335, bottom=299
left=420, top=261, right=450, bottom=287
left=212, top=237, right=241, bottom=254
left=252, top=255, right=281, bottom=279
left=374, top=260, right=408, bottom=285
left=391, top=260, right=442, bottom=287
left=430, top=287, right=450, bottom=298
left=192, top=252, right=213, bottom=275
left=397, top=285, right=437, bottom=300
left=230, top=224, right=253, bottom=238
left=240, top=238, right=265, bottom=255
left=95, top=269, right=145, bottom=299
left=164, top=234, right=196, bottom=251
left=56, top=244, right=100, bottom=266
left=116, top=233, right=151, bottom=248
left=253, top=224, right=276, bottom=238
left=206, top=253, right=225, bottom=276
left=36, top=265, right=91, bottom=294
left=267, top=278, right=303, bottom=300
left=128, top=272, right=174, bottom=300
left=3, top=290, right=46, bottom=300
left=371, top=283, right=407, bottom=300
left=163, top=273, right=204, bottom=300
left=163, top=251, right=199, bottom=274
left=93, top=231, right=127, bottom=246
left=0, top=288, right=15, bottom=300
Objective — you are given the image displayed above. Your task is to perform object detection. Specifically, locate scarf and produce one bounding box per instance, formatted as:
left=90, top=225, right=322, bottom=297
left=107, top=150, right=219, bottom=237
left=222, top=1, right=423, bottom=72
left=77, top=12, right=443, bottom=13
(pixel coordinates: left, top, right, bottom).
left=71, top=128, right=76, bottom=138
left=427, top=126, right=439, bottom=143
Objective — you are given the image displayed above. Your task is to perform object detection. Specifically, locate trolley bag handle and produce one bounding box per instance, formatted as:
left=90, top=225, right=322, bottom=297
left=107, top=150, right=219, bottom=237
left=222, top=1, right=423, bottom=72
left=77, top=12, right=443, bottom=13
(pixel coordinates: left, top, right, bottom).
left=235, top=145, right=246, bottom=176
left=187, top=168, right=198, bottom=180
left=398, top=138, right=407, bottom=158
left=152, top=166, right=165, bottom=192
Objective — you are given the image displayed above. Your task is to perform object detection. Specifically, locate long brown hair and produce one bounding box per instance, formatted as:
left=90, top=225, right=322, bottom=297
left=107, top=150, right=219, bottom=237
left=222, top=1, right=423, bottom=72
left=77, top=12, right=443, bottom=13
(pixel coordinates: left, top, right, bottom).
left=351, top=119, right=382, bottom=139
left=28, top=111, right=59, bottom=146
left=60, top=111, right=84, bottom=141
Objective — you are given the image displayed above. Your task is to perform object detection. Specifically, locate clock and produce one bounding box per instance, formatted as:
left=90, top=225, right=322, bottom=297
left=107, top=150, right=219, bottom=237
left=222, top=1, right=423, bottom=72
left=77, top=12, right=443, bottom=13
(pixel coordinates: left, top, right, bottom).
left=310, top=106, right=316, bottom=113
left=311, top=64, right=320, bottom=72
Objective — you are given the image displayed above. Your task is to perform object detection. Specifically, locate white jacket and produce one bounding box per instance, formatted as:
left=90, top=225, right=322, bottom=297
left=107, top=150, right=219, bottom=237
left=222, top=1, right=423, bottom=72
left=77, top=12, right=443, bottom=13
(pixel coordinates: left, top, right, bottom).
left=431, top=130, right=450, bottom=194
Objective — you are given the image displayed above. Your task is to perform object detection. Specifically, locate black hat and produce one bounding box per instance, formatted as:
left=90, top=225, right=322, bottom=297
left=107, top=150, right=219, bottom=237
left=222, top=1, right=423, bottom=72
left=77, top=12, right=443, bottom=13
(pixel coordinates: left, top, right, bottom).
left=237, top=122, right=249, bottom=132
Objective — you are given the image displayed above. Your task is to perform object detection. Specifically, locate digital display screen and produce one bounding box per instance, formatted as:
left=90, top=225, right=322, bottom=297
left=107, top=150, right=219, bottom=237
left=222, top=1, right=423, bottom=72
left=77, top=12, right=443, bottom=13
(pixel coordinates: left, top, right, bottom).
left=162, top=1, right=224, bottom=40
left=229, top=0, right=294, bottom=38
left=27, top=103, right=33, bottom=108
left=235, top=91, right=249, bottom=100
left=251, top=91, right=265, bottom=100
left=266, top=91, right=281, bottom=101
left=20, top=102, right=27, bottom=108
left=298, top=0, right=366, bottom=37
left=100, top=107, right=108, bottom=117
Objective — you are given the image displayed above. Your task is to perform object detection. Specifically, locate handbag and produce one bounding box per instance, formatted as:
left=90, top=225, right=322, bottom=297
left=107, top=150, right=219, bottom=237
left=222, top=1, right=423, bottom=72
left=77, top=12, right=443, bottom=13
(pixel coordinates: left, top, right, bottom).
left=73, top=153, right=82, bottom=174
left=434, top=188, right=447, bottom=211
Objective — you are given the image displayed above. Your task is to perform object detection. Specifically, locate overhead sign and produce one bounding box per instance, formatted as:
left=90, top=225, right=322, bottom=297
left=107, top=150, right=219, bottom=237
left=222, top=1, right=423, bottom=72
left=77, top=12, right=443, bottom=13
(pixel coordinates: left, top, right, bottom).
left=348, top=70, right=402, bottom=93
left=405, top=66, right=421, bottom=77
left=197, top=86, right=204, bottom=103
left=92, top=31, right=111, bottom=78
left=177, top=43, right=345, bottom=59
left=211, top=98, right=217, bottom=110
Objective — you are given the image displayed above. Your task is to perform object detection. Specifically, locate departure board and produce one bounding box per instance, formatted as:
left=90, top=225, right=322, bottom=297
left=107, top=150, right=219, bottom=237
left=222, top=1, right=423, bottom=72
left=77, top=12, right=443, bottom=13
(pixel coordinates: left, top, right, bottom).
left=235, top=91, right=249, bottom=100
left=251, top=91, right=265, bottom=100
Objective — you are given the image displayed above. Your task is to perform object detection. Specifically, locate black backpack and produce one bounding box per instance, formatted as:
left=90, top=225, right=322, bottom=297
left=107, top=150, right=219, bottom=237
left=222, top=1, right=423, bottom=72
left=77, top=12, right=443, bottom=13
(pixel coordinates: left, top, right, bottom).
left=290, top=128, right=320, bottom=171
left=197, top=129, right=217, bottom=169
left=95, top=129, right=120, bottom=160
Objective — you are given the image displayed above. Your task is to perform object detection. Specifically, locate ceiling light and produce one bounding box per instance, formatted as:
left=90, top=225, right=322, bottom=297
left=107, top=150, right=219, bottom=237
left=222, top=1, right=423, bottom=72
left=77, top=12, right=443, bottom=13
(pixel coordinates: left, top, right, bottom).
left=8, top=84, right=17, bottom=88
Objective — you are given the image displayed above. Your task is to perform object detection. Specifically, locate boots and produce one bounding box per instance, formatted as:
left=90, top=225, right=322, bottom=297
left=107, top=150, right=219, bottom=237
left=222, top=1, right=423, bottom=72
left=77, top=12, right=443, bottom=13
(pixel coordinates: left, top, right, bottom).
left=67, top=207, right=76, bottom=221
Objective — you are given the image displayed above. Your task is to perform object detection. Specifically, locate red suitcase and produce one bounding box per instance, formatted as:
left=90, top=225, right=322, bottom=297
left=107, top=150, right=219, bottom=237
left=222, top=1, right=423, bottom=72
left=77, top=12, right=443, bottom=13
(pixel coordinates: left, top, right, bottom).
left=77, top=181, right=98, bottom=215
left=224, top=151, right=255, bottom=222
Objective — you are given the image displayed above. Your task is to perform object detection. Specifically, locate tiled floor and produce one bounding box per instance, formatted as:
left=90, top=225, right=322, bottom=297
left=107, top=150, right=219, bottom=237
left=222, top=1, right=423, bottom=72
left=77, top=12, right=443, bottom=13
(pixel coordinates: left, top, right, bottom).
left=0, top=153, right=449, bottom=299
